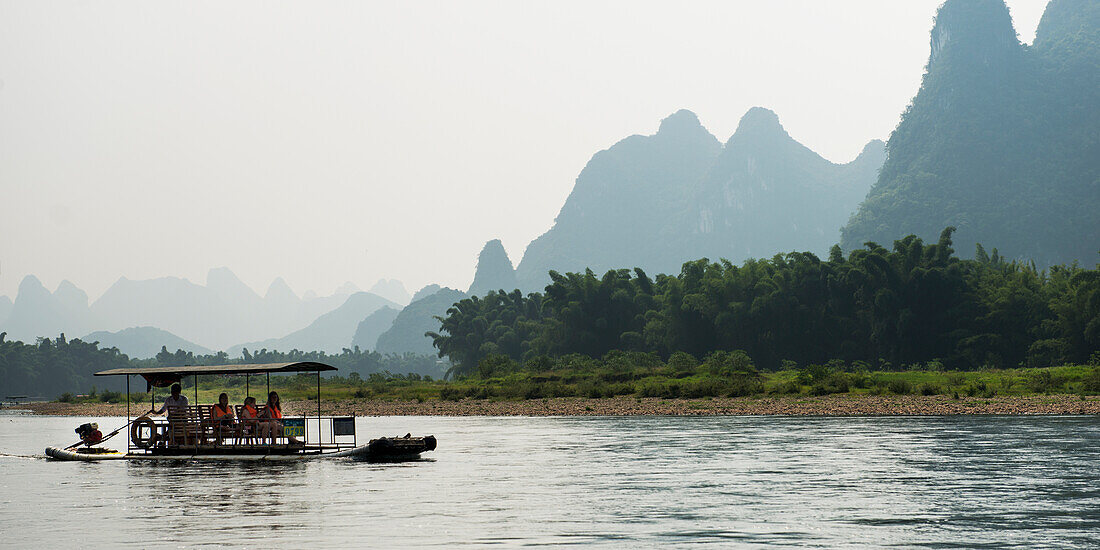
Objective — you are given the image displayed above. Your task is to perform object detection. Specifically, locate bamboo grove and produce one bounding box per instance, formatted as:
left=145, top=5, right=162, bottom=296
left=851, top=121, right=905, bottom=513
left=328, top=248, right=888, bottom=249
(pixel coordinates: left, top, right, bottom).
left=430, top=229, right=1100, bottom=377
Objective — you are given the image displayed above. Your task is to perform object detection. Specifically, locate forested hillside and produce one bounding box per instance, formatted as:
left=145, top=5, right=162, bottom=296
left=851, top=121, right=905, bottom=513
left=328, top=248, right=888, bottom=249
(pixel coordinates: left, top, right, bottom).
left=841, top=0, right=1099, bottom=266
left=433, top=229, right=1100, bottom=375
left=0, top=334, right=131, bottom=397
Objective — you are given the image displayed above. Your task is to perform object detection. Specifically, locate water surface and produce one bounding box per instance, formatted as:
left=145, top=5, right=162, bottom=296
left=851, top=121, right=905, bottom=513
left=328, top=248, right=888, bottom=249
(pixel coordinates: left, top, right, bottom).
left=1, top=414, right=1097, bottom=547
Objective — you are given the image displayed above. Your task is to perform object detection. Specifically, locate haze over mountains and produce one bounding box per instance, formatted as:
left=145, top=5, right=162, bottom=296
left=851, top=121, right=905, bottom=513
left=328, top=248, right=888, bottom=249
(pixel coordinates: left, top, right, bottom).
left=1, top=0, right=1094, bottom=366
left=0, top=270, right=409, bottom=356
left=228, top=292, right=401, bottom=355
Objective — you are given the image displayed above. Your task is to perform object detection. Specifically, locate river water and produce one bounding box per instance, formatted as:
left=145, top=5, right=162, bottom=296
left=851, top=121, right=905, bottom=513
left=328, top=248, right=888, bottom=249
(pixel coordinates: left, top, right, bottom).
left=1, top=414, right=1098, bottom=548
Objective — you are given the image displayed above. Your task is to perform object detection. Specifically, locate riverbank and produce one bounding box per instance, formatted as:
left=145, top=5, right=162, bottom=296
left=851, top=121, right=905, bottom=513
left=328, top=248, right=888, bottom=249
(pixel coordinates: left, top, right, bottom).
left=6, top=394, right=1100, bottom=417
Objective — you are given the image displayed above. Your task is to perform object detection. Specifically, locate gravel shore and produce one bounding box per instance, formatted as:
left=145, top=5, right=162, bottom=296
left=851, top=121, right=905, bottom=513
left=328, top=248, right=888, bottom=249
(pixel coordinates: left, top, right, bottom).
left=6, top=394, right=1100, bottom=417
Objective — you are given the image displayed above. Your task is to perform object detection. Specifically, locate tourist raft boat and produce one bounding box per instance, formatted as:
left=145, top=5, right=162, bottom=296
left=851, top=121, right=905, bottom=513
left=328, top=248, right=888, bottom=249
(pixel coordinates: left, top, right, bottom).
left=44, top=362, right=436, bottom=462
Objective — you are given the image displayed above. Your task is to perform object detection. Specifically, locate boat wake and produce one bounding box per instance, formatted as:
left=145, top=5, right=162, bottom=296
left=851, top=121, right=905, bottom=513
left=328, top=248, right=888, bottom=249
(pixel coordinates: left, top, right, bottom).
left=0, top=451, right=43, bottom=460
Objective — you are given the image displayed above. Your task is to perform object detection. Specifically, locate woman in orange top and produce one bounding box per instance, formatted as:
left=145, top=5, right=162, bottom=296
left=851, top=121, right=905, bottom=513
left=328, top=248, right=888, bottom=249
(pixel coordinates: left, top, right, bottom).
left=259, top=391, right=288, bottom=444
left=239, top=396, right=259, bottom=433
left=210, top=392, right=235, bottom=443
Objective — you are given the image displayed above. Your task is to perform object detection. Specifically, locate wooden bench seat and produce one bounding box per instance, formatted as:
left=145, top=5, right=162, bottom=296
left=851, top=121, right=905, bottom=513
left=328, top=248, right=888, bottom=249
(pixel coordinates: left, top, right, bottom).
left=166, top=404, right=298, bottom=448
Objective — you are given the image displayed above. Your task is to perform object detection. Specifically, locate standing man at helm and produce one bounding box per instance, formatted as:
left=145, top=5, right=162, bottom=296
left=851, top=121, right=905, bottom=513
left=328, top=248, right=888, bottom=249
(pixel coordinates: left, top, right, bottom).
left=144, top=383, right=190, bottom=446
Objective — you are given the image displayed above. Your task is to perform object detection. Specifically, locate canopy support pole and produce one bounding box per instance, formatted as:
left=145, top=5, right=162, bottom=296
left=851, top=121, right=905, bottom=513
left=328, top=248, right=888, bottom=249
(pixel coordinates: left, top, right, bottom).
left=317, top=371, right=322, bottom=447
left=126, top=376, right=131, bottom=453
left=267, top=373, right=270, bottom=396
left=195, top=375, right=198, bottom=405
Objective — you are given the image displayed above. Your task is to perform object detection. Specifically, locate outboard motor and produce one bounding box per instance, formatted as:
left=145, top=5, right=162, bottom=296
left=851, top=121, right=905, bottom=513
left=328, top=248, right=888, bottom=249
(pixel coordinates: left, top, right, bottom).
left=75, top=422, right=103, bottom=446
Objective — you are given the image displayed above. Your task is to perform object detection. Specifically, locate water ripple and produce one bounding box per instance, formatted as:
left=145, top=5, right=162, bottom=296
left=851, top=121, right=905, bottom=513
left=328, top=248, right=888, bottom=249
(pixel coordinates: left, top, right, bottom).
left=1, top=415, right=1098, bottom=547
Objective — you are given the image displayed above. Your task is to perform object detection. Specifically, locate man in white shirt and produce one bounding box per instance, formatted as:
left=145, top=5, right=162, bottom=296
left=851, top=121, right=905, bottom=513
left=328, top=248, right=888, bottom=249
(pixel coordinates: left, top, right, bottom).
left=154, top=383, right=188, bottom=414
left=149, top=383, right=189, bottom=445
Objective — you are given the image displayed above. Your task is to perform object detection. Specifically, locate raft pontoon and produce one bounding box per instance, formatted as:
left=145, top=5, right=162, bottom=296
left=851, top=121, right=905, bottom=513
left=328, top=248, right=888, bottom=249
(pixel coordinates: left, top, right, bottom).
left=45, top=362, right=436, bottom=462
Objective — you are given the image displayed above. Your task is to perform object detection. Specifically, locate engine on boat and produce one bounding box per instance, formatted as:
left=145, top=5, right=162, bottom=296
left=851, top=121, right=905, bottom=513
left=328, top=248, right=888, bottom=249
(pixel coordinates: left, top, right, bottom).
left=75, top=423, right=103, bottom=446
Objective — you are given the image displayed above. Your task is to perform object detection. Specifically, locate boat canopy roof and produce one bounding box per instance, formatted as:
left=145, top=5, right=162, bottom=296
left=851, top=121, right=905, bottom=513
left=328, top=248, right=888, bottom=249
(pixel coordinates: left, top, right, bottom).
left=94, top=362, right=337, bottom=377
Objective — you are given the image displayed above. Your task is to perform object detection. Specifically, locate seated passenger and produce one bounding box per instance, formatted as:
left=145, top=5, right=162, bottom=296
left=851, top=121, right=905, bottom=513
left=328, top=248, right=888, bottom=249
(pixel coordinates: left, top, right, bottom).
left=239, top=396, right=259, bottom=436
left=210, top=392, right=235, bottom=443
left=259, top=391, right=299, bottom=445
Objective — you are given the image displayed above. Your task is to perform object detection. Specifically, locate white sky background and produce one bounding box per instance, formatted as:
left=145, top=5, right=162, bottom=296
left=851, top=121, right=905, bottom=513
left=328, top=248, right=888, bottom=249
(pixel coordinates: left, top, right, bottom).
left=0, top=0, right=1049, bottom=300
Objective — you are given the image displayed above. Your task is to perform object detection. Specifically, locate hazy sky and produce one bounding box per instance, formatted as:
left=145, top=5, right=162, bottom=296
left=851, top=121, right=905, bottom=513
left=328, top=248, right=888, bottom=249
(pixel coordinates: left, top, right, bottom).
left=0, top=0, right=1050, bottom=300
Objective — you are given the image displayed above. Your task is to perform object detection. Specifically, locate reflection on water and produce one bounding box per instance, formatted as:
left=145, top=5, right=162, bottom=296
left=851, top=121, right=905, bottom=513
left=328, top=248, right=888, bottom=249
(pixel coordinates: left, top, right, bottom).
left=1, top=415, right=1098, bottom=547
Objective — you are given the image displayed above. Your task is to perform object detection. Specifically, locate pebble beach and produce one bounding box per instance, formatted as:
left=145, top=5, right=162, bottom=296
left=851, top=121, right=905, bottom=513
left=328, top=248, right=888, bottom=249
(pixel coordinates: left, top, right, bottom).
left=7, top=394, right=1100, bottom=417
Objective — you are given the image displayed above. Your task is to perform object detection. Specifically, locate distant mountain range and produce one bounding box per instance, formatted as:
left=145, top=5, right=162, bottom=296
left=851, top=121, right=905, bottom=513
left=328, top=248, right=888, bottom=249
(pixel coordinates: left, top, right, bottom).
left=228, top=291, right=400, bottom=355
left=367, top=279, right=411, bottom=306
left=84, top=327, right=212, bottom=359
left=511, top=108, right=885, bottom=291
left=351, top=306, right=401, bottom=351
left=0, top=276, right=97, bottom=344
left=841, top=0, right=1099, bottom=265
left=0, top=270, right=411, bottom=352
left=375, top=287, right=467, bottom=356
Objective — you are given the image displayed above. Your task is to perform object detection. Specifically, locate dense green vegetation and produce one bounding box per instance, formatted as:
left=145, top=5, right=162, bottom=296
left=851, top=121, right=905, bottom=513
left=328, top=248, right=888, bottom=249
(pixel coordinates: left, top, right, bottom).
left=0, top=333, right=132, bottom=398
left=347, top=358, right=1100, bottom=402
left=431, top=230, right=1099, bottom=376
left=53, top=357, right=1100, bottom=405
left=5, top=230, right=1096, bottom=404
left=0, top=333, right=444, bottom=398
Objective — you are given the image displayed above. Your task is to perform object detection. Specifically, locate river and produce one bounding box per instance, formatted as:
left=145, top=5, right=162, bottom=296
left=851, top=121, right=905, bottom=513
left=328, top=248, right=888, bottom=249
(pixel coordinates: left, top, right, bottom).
left=1, top=414, right=1098, bottom=547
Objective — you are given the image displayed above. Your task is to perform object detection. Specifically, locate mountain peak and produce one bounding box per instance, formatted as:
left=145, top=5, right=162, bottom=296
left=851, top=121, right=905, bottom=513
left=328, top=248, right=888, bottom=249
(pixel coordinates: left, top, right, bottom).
left=53, top=280, right=89, bottom=308
left=18, top=274, right=47, bottom=295
left=335, top=281, right=360, bottom=295
left=929, top=0, right=1019, bottom=69
left=854, top=139, right=888, bottom=164
left=657, top=109, right=703, bottom=135
left=368, top=278, right=411, bottom=305
left=469, top=239, right=517, bottom=297
left=1034, top=0, right=1100, bottom=59
left=731, top=107, right=788, bottom=140
left=411, top=284, right=442, bottom=303
left=264, top=277, right=298, bottom=301
left=207, top=266, right=244, bottom=288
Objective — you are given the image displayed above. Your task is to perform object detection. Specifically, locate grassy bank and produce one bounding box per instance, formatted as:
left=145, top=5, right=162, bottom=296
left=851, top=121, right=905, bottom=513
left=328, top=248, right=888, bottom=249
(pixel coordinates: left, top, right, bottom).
left=56, top=363, right=1100, bottom=406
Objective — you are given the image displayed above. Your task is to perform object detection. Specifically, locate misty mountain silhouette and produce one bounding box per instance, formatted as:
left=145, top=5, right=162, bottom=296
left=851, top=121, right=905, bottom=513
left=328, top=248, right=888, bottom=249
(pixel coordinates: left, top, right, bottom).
left=514, top=108, right=884, bottom=291
left=350, top=305, right=401, bottom=351
left=84, top=326, right=212, bottom=359
left=227, top=291, right=401, bottom=355
left=375, top=287, right=467, bottom=356
left=468, top=239, right=517, bottom=297
left=368, top=279, right=411, bottom=306
left=0, top=276, right=96, bottom=343
left=0, top=268, right=408, bottom=352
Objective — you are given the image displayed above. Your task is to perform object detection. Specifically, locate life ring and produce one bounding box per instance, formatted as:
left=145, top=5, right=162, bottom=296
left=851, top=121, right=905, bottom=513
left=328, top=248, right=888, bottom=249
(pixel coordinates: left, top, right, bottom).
left=130, top=417, right=156, bottom=449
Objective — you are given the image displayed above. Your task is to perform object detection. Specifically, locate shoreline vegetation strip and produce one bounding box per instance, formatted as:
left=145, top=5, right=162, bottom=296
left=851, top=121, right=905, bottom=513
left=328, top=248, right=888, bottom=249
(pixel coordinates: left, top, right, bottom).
left=9, top=394, right=1100, bottom=417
